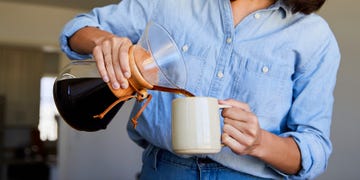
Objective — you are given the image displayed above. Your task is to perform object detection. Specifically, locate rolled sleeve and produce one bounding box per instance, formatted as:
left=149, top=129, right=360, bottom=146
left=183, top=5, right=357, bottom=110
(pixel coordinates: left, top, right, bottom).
left=280, top=131, right=332, bottom=180
left=59, top=16, right=100, bottom=60
left=59, top=0, right=158, bottom=60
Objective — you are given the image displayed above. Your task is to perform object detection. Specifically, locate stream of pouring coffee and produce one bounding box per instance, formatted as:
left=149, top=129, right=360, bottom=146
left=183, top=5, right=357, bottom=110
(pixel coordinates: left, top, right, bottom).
left=152, top=85, right=195, bottom=97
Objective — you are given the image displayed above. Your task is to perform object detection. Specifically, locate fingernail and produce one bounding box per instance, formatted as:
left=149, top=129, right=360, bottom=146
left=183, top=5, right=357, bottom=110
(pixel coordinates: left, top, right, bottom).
left=124, top=72, right=131, bottom=78
left=103, top=76, right=109, bottom=82
left=121, top=82, right=128, bottom=89
left=112, top=82, right=120, bottom=89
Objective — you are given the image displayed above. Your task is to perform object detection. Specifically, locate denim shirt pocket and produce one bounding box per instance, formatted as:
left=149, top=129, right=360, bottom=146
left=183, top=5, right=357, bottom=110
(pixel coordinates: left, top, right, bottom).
left=179, top=44, right=210, bottom=95
left=230, top=58, right=293, bottom=118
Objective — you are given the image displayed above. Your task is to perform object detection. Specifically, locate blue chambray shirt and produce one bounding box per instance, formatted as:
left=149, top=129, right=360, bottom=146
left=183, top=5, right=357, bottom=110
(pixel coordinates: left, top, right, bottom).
left=59, top=0, right=340, bottom=179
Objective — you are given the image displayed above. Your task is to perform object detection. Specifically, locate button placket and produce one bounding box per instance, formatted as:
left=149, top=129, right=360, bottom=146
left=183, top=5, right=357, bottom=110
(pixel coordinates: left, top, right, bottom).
left=262, top=66, right=269, bottom=73
left=217, top=71, right=224, bottom=78
left=226, top=37, right=232, bottom=44
left=182, top=45, right=189, bottom=52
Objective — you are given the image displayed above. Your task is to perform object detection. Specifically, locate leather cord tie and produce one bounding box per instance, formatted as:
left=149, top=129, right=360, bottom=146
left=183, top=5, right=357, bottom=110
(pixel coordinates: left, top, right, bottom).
left=93, top=80, right=152, bottom=129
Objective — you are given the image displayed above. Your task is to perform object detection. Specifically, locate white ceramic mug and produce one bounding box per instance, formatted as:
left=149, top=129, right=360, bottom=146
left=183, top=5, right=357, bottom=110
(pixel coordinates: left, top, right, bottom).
left=171, top=97, right=230, bottom=155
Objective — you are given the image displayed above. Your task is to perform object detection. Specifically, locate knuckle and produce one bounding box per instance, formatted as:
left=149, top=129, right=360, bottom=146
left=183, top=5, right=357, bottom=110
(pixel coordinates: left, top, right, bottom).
left=93, top=45, right=100, bottom=52
left=248, top=113, right=257, bottom=123
left=246, top=138, right=256, bottom=146
left=222, top=124, right=231, bottom=133
left=223, top=117, right=230, bottom=124
left=248, top=130, right=257, bottom=138
left=232, top=146, right=245, bottom=155
left=244, top=104, right=251, bottom=111
left=110, top=36, right=118, bottom=42
left=93, top=46, right=103, bottom=55
left=119, top=50, right=129, bottom=59
left=122, top=37, right=132, bottom=44
left=222, top=109, right=231, bottom=117
left=117, top=75, right=126, bottom=82
left=104, top=53, right=112, bottom=60
left=105, top=61, right=112, bottom=68
left=102, top=39, right=110, bottom=46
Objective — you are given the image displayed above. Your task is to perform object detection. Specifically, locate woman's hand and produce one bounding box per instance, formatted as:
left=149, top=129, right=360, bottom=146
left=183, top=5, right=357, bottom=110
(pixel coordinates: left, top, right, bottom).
left=92, top=35, right=133, bottom=89
left=219, top=99, right=301, bottom=175
left=219, top=99, right=262, bottom=156
left=69, top=26, right=133, bottom=89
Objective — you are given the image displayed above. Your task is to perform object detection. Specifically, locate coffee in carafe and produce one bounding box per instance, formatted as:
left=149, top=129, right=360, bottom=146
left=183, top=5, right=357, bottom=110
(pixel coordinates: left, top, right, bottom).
left=53, top=78, right=124, bottom=131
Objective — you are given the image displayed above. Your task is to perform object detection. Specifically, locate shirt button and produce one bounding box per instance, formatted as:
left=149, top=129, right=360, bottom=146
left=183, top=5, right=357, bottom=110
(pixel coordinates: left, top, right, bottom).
left=254, top=13, right=261, bottom=19
left=182, top=45, right=189, bottom=52
left=217, top=71, right=224, bottom=78
left=262, top=66, right=269, bottom=73
left=226, top=37, right=232, bottom=44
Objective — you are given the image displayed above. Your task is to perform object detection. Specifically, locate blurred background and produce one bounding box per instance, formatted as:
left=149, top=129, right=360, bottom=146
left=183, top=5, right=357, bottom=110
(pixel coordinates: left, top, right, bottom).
left=0, top=0, right=358, bottom=179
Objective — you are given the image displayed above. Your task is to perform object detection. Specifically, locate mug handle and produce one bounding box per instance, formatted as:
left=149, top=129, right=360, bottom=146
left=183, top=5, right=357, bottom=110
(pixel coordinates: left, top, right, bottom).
left=218, top=104, right=231, bottom=147
left=219, top=104, right=232, bottom=109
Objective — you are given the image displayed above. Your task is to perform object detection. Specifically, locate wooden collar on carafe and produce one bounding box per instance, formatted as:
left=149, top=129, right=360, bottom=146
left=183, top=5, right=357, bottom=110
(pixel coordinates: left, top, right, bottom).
left=109, top=45, right=153, bottom=99
left=104, top=45, right=154, bottom=128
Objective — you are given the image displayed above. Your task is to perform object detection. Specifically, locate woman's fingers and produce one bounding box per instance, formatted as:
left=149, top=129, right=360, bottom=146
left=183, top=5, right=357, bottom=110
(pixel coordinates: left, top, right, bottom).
left=219, top=99, right=251, bottom=112
left=93, top=45, right=109, bottom=83
left=117, top=38, right=132, bottom=89
left=223, top=121, right=256, bottom=147
left=222, top=133, right=247, bottom=155
left=102, top=40, right=119, bottom=89
left=220, top=99, right=262, bottom=155
left=93, top=36, right=133, bottom=89
left=111, top=38, right=123, bottom=86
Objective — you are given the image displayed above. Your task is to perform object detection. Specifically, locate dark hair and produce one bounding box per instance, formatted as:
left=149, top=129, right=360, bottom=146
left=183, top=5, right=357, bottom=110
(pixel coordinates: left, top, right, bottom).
left=283, top=0, right=326, bottom=14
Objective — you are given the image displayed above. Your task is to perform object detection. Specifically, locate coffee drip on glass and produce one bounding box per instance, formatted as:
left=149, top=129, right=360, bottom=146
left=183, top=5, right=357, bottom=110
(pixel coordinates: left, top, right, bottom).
left=53, top=22, right=194, bottom=132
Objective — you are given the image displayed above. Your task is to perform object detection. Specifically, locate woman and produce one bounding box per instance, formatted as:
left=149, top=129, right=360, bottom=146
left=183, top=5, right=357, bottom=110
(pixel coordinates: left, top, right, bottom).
left=60, top=0, right=340, bottom=179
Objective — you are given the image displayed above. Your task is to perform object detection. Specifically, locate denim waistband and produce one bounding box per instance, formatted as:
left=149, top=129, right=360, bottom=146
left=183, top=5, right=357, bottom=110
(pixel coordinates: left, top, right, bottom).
left=146, top=146, right=226, bottom=170
left=141, top=146, right=277, bottom=179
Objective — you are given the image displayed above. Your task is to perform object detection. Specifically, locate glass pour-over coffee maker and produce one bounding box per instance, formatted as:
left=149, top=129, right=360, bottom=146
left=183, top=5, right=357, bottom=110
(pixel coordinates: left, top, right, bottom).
left=53, top=22, right=194, bottom=132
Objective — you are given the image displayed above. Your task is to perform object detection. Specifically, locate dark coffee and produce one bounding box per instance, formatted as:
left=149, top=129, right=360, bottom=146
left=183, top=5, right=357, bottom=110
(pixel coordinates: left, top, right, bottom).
left=53, top=78, right=124, bottom=132
left=152, top=86, right=195, bottom=97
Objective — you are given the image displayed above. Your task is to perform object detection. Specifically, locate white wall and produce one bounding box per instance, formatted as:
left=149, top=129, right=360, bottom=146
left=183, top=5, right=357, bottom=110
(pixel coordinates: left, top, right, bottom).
left=0, top=1, right=359, bottom=179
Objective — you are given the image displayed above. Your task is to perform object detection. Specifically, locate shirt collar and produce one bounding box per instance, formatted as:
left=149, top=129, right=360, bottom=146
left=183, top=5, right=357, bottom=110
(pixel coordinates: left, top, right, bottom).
left=268, top=0, right=290, bottom=18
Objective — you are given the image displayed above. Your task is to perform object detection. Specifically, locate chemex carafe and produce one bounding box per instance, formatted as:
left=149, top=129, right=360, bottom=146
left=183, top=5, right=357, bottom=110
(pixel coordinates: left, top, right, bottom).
left=53, top=22, right=194, bottom=132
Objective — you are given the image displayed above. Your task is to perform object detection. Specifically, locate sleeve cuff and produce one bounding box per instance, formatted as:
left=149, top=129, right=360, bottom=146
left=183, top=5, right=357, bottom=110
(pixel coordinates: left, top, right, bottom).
left=279, top=132, right=323, bottom=179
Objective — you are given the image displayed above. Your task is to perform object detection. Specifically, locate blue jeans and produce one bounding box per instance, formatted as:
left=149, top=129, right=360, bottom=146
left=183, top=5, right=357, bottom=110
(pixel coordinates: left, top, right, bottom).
left=139, top=146, right=271, bottom=180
